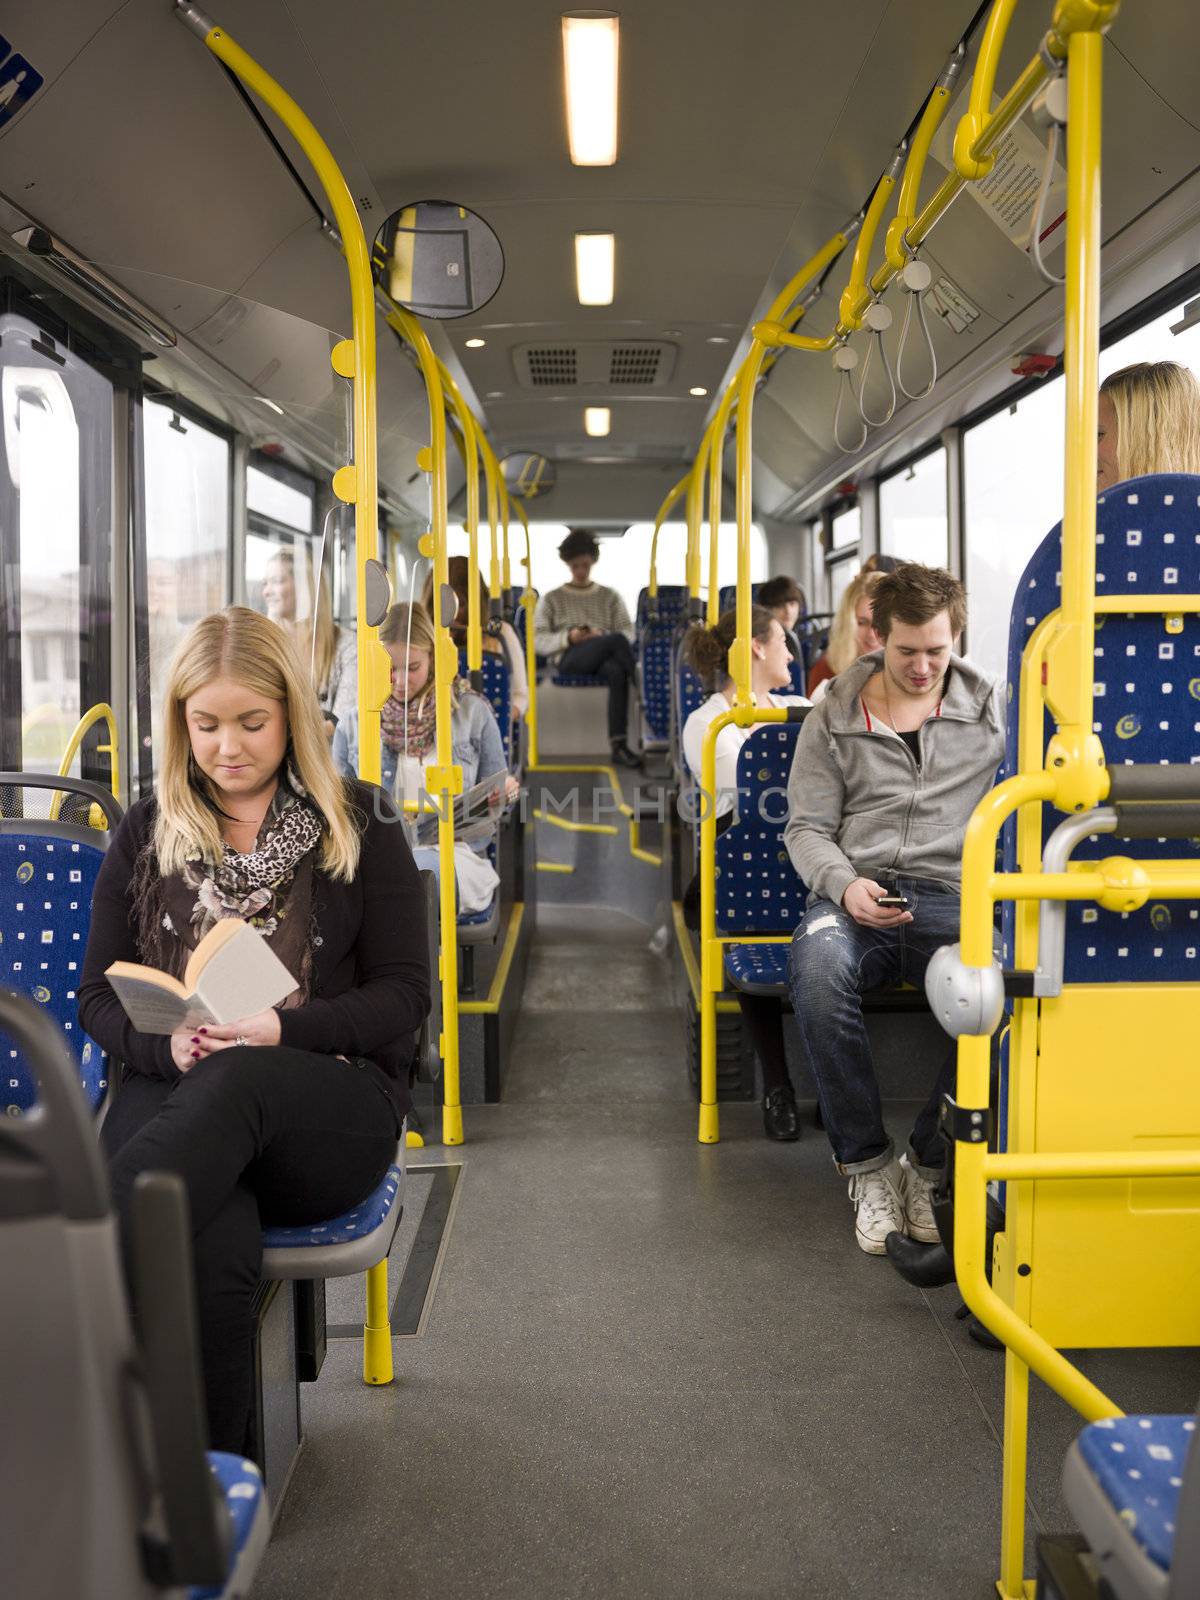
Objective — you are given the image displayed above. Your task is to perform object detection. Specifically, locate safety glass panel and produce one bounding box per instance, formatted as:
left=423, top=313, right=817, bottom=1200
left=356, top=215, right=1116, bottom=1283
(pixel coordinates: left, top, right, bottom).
left=879, top=448, right=948, bottom=566
left=964, top=376, right=1065, bottom=685
left=830, top=503, right=861, bottom=552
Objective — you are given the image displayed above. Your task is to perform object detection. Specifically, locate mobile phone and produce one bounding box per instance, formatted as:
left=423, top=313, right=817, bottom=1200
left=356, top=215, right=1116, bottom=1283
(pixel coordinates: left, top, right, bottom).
left=875, top=894, right=910, bottom=907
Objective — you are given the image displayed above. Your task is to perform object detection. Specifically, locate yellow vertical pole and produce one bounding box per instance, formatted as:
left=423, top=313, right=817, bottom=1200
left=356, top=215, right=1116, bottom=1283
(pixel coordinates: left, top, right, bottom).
left=998, top=1354, right=1032, bottom=1598
left=706, top=388, right=737, bottom=623
left=684, top=448, right=708, bottom=615
left=731, top=346, right=765, bottom=707
left=385, top=310, right=462, bottom=1148
left=648, top=474, right=690, bottom=599
left=511, top=499, right=538, bottom=768
left=1042, top=24, right=1106, bottom=809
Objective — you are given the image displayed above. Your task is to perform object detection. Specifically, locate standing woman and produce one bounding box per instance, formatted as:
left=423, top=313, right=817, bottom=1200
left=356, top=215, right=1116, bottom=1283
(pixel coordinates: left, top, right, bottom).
left=80, top=607, right=430, bottom=1453
left=261, top=547, right=357, bottom=733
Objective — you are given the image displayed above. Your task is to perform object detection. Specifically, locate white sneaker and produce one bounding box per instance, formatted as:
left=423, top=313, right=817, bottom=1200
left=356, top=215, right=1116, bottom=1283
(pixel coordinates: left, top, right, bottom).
left=848, top=1159, right=906, bottom=1255
left=900, top=1154, right=941, bottom=1244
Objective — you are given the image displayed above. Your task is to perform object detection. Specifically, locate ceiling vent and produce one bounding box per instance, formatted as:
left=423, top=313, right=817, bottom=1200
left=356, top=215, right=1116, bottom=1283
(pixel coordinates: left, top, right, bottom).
left=525, top=346, right=578, bottom=387
left=514, top=341, right=677, bottom=391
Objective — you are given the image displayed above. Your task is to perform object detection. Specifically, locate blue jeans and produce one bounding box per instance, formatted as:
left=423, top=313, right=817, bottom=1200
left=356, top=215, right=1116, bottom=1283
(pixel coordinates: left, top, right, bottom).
left=788, top=877, right=976, bottom=1177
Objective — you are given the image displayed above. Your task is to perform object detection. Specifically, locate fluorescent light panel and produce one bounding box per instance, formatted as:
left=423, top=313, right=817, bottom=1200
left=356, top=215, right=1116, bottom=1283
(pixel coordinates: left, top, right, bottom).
left=575, top=232, right=614, bottom=306
left=562, top=13, right=619, bottom=166
left=584, top=406, right=611, bottom=437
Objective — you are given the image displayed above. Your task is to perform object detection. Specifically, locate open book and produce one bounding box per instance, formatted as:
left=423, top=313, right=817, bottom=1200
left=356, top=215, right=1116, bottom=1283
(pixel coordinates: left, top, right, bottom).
left=106, top=918, right=299, bottom=1035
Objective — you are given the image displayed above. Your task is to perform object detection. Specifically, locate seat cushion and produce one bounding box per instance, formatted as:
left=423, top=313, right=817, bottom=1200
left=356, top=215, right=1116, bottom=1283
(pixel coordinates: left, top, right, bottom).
left=190, top=1452, right=267, bottom=1600
left=724, top=942, right=789, bottom=994
left=1076, top=1414, right=1195, bottom=1573
left=260, top=1164, right=402, bottom=1250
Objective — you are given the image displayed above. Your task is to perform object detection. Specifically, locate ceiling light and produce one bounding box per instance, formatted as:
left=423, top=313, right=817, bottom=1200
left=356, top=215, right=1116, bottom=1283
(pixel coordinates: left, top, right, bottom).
left=561, top=12, right=619, bottom=166
left=689, top=386, right=708, bottom=397
left=486, top=390, right=505, bottom=399
left=256, top=397, right=285, bottom=415
left=575, top=232, right=614, bottom=306
left=706, top=334, right=731, bottom=345
left=584, top=406, right=611, bottom=437
left=465, top=337, right=486, bottom=348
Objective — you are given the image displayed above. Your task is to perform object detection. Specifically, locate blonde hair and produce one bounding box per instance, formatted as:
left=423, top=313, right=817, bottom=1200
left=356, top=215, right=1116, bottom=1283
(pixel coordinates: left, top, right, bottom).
left=827, top=570, right=883, bottom=674
left=379, top=602, right=461, bottom=712
left=154, top=608, right=361, bottom=881
left=263, top=549, right=340, bottom=693
left=1101, top=361, right=1200, bottom=482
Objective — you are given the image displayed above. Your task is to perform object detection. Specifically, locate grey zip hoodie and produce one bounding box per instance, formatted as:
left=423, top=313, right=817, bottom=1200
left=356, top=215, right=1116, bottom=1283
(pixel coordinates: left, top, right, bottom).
left=783, top=651, right=1005, bottom=907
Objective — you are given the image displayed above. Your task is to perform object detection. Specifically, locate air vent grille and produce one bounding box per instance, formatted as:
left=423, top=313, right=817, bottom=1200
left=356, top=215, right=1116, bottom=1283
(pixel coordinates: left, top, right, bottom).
left=526, top=347, right=578, bottom=386
left=609, top=344, right=661, bottom=385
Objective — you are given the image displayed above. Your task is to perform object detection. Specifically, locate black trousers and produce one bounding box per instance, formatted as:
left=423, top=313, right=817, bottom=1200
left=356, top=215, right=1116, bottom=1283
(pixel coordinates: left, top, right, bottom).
left=558, top=632, right=636, bottom=740
left=102, top=1046, right=400, bottom=1453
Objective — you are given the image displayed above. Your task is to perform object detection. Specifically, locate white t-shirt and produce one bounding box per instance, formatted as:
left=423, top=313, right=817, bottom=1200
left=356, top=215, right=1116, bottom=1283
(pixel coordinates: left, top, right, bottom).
left=682, top=690, right=809, bottom=819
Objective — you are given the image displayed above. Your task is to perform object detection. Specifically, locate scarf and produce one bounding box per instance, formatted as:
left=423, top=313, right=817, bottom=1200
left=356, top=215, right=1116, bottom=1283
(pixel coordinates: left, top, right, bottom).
left=380, top=679, right=469, bottom=758
left=136, top=771, right=323, bottom=1002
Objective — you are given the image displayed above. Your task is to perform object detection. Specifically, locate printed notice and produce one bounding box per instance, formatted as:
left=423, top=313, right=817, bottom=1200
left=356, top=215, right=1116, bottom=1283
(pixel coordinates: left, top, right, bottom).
left=928, top=276, right=981, bottom=336
left=931, top=82, right=1066, bottom=255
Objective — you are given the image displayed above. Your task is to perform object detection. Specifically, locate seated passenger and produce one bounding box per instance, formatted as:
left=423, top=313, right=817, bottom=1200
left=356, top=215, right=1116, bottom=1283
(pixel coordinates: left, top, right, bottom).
left=333, top=601, right=514, bottom=916
left=534, top=527, right=640, bottom=769
left=757, top=574, right=807, bottom=660
left=784, top=564, right=1003, bottom=1254
left=80, top=607, right=430, bottom=1453
left=681, top=606, right=810, bottom=1140
left=806, top=568, right=882, bottom=697
left=423, top=555, right=529, bottom=718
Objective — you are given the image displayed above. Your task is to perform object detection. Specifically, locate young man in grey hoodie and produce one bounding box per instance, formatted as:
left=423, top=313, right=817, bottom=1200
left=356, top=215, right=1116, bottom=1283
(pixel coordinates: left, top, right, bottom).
left=783, top=564, right=1004, bottom=1256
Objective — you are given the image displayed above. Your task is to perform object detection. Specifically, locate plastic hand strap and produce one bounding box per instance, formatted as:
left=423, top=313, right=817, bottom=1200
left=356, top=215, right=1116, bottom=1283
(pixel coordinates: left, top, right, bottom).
left=1030, top=122, right=1065, bottom=287
left=833, top=366, right=868, bottom=454
left=896, top=284, right=938, bottom=400
left=857, top=320, right=897, bottom=427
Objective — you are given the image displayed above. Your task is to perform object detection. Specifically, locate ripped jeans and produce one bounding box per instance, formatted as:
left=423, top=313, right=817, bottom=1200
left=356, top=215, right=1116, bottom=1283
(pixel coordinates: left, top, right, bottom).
left=788, top=877, right=974, bottom=1177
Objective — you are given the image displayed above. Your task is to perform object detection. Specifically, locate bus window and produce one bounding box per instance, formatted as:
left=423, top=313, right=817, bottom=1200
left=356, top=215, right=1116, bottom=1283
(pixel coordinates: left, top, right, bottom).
left=1, top=312, right=113, bottom=774
left=879, top=447, right=948, bottom=567
left=142, top=400, right=230, bottom=733
left=964, top=377, right=1065, bottom=684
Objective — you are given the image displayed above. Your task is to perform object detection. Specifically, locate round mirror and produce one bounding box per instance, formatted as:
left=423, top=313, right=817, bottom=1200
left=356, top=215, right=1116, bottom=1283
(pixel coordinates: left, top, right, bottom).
left=372, top=200, right=504, bottom=319
left=501, top=450, right=556, bottom=500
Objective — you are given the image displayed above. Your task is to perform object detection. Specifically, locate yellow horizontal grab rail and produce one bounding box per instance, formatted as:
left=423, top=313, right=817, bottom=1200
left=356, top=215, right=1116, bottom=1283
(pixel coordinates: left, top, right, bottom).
left=986, top=1149, right=1200, bottom=1182
left=886, top=51, right=964, bottom=268
left=49, top=702, right=120, bottom=822
left=839, top=148, right=905, bottom=331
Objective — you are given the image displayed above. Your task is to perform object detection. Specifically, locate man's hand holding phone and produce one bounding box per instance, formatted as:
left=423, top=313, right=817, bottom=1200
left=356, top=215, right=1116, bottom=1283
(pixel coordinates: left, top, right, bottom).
left=842, top=877, right=913, bottom=928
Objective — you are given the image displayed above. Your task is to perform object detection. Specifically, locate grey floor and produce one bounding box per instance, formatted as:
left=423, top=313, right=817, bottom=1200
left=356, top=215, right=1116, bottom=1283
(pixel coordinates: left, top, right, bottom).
left=253, top=901, right=1200, bottom=1600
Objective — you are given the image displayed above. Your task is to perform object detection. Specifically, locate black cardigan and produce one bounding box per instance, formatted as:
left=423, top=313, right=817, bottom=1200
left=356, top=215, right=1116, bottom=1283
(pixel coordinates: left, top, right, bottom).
left=78, top=782, right=430, bottom=1111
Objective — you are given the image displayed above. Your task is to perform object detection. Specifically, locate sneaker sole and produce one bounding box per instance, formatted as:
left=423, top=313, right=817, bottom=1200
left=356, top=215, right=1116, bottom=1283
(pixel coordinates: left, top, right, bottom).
left=855, top=1225, right=898, bottom=1256
left=906, top=1219, right=941, bottom=1244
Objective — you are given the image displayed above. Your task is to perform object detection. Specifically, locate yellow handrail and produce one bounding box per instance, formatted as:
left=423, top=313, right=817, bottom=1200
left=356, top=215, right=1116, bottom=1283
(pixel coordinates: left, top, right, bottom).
left=885, top=54, right=962, bottom=269
left=706, top=385, right=739, bottom=623
left=49, top=702, right=119, bottom=823
left=509, top=498, right=538, bottom=768
left=647, top=473, right=690, bottom=598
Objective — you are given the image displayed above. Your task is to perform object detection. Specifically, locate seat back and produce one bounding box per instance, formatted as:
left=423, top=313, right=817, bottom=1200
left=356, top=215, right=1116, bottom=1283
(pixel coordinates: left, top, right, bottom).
left=1002, top=473, right=1200, bottom=980
left=717, top=583, right=764, bottom=615
left=0, top=774, right=123, bottom=1114
left=715, top=723, right=808, bottom=934
left=507, top=586, right=536, bottom=644
left=458, top=649, right=514, bottom=766
left=638, top=588, right=691, bottom=743
left=0, top=989, right=234, bottom=1600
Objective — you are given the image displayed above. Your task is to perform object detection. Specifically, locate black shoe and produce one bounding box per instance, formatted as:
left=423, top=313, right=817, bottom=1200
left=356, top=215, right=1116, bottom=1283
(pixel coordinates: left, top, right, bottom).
left=762, top=1084, right=801, bottom=1142
left=962, top=1308, right=1004, bottom=1351
left=610, top=741, right=642, bottom=770
left=885, top=1233, right=956, bottom=1288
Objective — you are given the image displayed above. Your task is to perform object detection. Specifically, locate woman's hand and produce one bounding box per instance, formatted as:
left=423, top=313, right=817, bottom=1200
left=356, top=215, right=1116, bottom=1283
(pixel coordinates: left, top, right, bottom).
left=170, top=1024, right=204, bottom=1072
left=198, top=1009, right=283, bottom=1052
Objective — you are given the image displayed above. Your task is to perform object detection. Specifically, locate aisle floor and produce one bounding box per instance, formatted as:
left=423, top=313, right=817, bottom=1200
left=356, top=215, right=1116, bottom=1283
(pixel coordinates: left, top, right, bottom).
left=253, top=905, right=1200, bottom=1600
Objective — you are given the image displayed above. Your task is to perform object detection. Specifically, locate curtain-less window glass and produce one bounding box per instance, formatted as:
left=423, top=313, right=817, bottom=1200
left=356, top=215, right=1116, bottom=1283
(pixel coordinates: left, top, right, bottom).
left=245, top=458, right=319, bottom=615
left=880, top=447, right=948, bottom=566
left=142, top=400, right=229, bottom=727
left=830, top=503, right=861, bottom=551
left=964, top=377, right=1065, bottom=686
left=0, top=311, right=113, bottom=774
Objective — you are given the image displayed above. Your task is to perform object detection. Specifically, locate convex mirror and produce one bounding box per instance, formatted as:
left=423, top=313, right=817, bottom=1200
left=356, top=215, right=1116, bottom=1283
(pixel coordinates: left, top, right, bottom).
left=372, top=201, right=504, bottom=319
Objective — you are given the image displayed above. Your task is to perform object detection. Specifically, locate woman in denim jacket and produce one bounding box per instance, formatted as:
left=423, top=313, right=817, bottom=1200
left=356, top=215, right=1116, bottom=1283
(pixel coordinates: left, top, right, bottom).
left=333, top=602, right=513, bottom=914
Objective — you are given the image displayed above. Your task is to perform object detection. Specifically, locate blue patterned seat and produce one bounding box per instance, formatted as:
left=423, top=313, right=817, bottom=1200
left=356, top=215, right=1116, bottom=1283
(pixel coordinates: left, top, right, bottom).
left=717, top=583, right=764, bottom=614
left=638, top=586, right=690, bottom=745
left=459, top=647, right=514, bottom=766
left=1061, top=1412, right=1200, bottom=1598
left=262, top=1163, right=402, bottom=1250
left=0, top=775, right=122, bottom=1115
left=191, top=1453, right=270, bottom=1600
left=261, top=1150, right=406, bottom=1280
left=1001, top=474, right=1200, bottom=980
left=716, top=724, right=809, bottom=995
